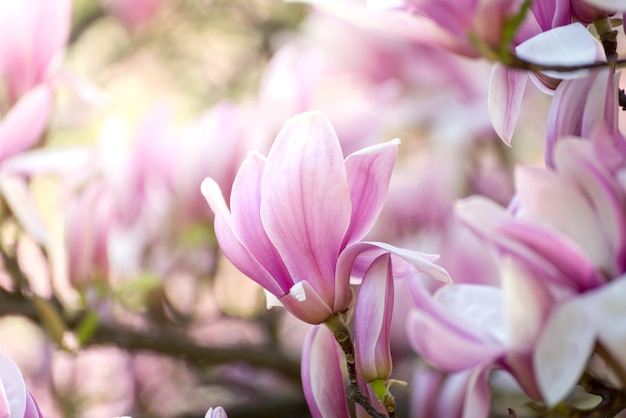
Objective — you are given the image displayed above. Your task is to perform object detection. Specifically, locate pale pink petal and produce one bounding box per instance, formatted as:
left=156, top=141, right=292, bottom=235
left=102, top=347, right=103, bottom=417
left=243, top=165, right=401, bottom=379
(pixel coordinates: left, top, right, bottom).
left=229, top=153, right=292, bottom=293
left=302, top=325, right=351, bottom=418
left=534, top=299, right=595, bottom=406
left=407, top=309, right=505, bottom=372
left=0, top=352, right=28, bottom=417
left=462, top=366, right=493, bottom=418
left=501, top=258, right=553, bottom=351
left=488, top=63, right=528, bottom=145
left=0, top=84, right=53, bottom=162
left=343, top=138, right=400, bottom=246
left=0, top=174, right=47, bottom=245
left=201, top=178, right=283, bottom=296
left=1, top=147, right=91, bottom=175
left=581, top=0, right=626, bottom=11
left=261, top=111, right=351, bottom=302
left=280, top=281, right=334, bottom=324
left=581, top=71, right=619, bottom=139
left=354, top=253, right=394, bottom=381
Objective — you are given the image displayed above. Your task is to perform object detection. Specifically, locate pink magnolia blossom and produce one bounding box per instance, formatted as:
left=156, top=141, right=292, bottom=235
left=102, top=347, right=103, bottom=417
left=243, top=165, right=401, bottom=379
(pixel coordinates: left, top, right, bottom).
left=457, top=136, right=626, bottom=405
left=101, top=0, right=164, bottom=31
left=202, top=111, right=400, bottom=324
left=0, top=0, right=71, bottom=103
left=0, top=352, right=43, bottom=418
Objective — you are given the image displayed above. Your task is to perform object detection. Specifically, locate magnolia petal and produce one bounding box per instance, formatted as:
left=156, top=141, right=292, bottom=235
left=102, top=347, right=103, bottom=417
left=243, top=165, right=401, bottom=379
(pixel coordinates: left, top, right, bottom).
left=302, top=325, right=351, bottom=418
left=354, top=253, right=394, bottom=382
left=584, top=276, right=626, bottom=371
left=488, top=63, right=528, bottom=145
left=201, top=178, right=283, bottom=296
left=261, top=111, right=351, bottom=303
left=0, top=84, right=53, bottom=162
left=407, top=309, right=505, bottom=372
left=205, top=407, right=228, bottom=418
left=342, top=138, right=399, bottom=246
left=501, top=258, right=553, bottom=351
left=280, top=281, right=334, bottom=324
left=581, top=70, right=619, bottom=139
left=581, top=0, right=626, bottom=11
left=0, top=352, right=28, bottom=417
left=516, top=165, right=612, bottom=270
left=545, top=75, right=595, bottom=166
left=229, top=153, right=293, bottom=292
left=515, top=23, right=600, bottom=80
left=0, top=174, right=47, bottom=245
left=0, top=147, right=91, bottom=175
left=534, top=299, right=595, bottom=406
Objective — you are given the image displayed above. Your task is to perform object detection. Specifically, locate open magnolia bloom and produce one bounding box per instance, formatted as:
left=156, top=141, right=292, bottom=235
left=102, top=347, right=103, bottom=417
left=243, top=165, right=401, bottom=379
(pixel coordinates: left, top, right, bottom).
left=203, top=111, right=393, bottom=323
left=457, top=136, right=626, bottom=406
left=203, top=110, right=449, bottom=324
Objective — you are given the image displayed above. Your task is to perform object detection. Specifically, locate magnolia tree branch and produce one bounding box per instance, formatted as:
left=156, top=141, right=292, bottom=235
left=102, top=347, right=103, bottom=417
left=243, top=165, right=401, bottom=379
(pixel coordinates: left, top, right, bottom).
left=325, top=314, right=390, bottom=418
left=0, top=287, right=302, bottom=383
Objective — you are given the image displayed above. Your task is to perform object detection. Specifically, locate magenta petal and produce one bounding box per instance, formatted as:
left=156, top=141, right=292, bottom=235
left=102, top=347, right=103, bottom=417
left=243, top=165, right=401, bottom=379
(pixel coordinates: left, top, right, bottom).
left=302, top=325, right=351, bottom=418
left=0, top=83, right=53, bottom=162
left=201, top=177, right=284, bottom=296
left=343, top=139, right=400, bottom=246
left=488, top=63, right=528, bottom=145
left=354, top=253, right=394, bottom=381
left=261, top=111, right=351, bottom=301
left=229, top=153, right=293, bottom=293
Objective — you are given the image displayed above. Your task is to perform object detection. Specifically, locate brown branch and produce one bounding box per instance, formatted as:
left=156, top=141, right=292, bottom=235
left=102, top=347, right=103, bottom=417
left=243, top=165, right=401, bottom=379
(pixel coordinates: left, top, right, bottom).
left=0, top=288, right=301, bottom=383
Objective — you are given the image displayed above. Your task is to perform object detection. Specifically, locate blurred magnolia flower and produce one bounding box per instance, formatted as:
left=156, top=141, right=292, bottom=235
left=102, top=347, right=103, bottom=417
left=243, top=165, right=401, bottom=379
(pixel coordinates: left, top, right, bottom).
left=0, top=351, right=43, bottom=418
left=457, top=136, right=626, bottom=405
left=101, top=0, right=164, bottom=31
left=205, top=407, right=228, bottom=418
left=0, top=0, right=70, bottom=104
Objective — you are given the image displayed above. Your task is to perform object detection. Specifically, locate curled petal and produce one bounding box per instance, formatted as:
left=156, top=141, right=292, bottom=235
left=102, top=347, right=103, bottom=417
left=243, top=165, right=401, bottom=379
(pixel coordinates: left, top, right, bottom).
left=302, top=325, right=351, bottom=418
left=280, top=281, right=334, bottom=324
left=488, top=63, right=528, bottom=145
left=343, top=138, right=400, bottom=246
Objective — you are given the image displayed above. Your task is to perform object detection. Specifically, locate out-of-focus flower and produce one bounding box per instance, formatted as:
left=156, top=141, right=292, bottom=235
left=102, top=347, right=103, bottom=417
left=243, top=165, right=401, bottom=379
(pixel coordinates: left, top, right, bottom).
left=0, top=0, right=71, bottom=104
left=0, top=351, right=43, bottom=418
left=410, top=365, right=492, bottom=418
left=301, top=325, right=351, bottom=418
left=205, top=406, right=228, bottom=418
left=457, top=136, right=626, bottom=405
left=101, top=0, right=164, bottom=31
left=202, top=110, right=400, bottom=324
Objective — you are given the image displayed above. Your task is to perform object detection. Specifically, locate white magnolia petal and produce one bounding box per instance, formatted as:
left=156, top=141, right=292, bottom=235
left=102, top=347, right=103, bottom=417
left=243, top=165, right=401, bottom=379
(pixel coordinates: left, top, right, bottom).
left=516, top=23, right=600, bottom=79
left=534, top=299, right=595, bottom=406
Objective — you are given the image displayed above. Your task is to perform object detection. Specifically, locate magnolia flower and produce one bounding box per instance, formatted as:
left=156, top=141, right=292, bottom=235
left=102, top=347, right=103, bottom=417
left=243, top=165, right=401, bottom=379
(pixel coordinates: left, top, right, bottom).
left=202, top=110, right=400, bottom=324
left=0, top=0, right=70, bottom=103
left=457, top=137, right=626, bottom=405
